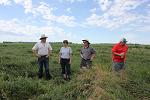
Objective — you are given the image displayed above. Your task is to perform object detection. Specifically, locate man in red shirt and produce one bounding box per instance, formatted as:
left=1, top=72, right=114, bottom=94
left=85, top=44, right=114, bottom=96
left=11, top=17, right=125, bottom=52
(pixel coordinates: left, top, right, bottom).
left=112, top=38, right=128, bottom=80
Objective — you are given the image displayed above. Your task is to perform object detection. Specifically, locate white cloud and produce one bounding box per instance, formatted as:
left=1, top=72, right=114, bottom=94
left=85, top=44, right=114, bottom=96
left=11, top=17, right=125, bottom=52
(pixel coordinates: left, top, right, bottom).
left=56, top=15, right=77, bottom=27
left=32, top=2, right=55, bottom=20
left=86, top=0, right=149, bottom=29
left=32, top=2, right=77, bottom=27
left=108, top=0, right=142, bottom=16
left=66, top=8, right=71, bottom=13
left=0, top=0, right=11, bottom=5
left=97, top=0, right=112, bottom=11
left=0, top=19, right=58, bottom=36
left=0, top=19, right=38, bottom=35
left=90, top=8, right=97, bottom=13
left=0, top=0, right=33, bottom=14
left=14, top=0, right=32, bottom=13
left=0, top=0, right=78, bottom=27
left=59, top=0, right=85, bottom=3
left=30, top=2, right=77, bottom=27
left=0, top=19, right=79, bottom=42
left=0, top=0, right=79, bottom=42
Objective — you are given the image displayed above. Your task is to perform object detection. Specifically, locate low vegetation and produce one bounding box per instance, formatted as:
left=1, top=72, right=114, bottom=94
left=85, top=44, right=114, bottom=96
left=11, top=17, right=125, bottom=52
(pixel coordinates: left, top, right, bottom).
left=0, top=43, right=150, bottom=100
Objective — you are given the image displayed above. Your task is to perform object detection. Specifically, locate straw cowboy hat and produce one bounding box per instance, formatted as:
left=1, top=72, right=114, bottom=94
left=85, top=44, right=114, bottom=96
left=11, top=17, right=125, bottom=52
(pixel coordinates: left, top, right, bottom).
left=40, top=34, right=48, bottom=40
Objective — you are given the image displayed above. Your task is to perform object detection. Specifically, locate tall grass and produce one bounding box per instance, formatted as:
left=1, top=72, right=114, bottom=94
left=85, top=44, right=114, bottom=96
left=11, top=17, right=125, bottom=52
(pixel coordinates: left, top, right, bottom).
left=0, top=43, right=150, bottom=99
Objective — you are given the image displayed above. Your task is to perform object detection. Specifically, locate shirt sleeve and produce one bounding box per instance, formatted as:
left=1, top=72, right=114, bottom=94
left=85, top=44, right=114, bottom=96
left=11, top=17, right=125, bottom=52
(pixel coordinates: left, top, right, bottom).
left=59, top=47, right=62, bottom=54
left=32, top=43, right=38, bottom=51
left=48, top=43, right=52, bottom=51
left=112, top=44, right=117, bottom=52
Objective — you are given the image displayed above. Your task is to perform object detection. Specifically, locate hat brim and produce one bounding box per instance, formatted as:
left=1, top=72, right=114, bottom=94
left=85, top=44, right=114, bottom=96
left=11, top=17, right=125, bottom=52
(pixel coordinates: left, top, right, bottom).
left=82, top=40, right=90, bottom=44
left=40, top=37, right=48, bottom=40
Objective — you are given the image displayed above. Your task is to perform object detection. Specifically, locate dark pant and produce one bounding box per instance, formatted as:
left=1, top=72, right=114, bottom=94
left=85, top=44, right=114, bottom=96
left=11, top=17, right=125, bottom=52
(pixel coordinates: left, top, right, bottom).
left=38, top=55, right=51, bottom=79
left=113, top=61, right=125, bottom=72
left=60, top=58, right=71, bottom=75
left=80, top=58, right=92, bottom=68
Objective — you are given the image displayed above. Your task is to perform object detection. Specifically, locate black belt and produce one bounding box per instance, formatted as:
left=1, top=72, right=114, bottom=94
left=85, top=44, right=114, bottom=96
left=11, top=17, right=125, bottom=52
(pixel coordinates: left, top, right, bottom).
left=82, top=58, right=90, bottom=61
left=41, top=55, right=47, bottom=57
left=61, top=58, right=70, bottom=60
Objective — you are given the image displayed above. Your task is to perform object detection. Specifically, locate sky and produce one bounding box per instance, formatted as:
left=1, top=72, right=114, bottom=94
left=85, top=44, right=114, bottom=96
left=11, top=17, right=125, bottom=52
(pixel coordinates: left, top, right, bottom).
left=0, top=0, right=150, bottom=44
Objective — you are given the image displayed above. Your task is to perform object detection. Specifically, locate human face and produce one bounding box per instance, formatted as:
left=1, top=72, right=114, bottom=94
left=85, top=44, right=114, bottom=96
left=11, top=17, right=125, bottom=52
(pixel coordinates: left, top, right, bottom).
left=41, top=38, right=46, bottom=43
left=120, top=42, right=126, bottom=46
left=83, top=41, right=89, bottom=47
left=63, top=42, right=68, bottom=47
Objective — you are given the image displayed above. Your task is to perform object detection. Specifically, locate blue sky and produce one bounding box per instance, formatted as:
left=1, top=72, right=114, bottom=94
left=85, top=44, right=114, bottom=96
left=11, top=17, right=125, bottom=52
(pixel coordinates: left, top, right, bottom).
left=0, top=0, right=150, bottom=44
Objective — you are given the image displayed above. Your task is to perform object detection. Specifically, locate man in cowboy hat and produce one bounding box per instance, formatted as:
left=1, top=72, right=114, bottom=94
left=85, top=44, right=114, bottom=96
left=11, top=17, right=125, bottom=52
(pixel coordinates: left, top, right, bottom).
left=112, top=38, right=128, bottom=80
left=32, top=34, right=52, bottom=80
left=80, top=39, right=96, bottom=69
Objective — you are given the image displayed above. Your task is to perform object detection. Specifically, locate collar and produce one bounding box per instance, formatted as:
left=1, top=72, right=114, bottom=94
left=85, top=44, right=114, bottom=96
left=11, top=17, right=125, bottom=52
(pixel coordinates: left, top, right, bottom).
left=83, top=46, right=89, bottom=49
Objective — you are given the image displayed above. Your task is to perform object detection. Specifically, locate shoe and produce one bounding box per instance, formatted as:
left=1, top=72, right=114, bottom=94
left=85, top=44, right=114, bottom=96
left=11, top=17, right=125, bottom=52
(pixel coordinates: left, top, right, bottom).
left=46, top=75, right=52, bottom=80
left=64, top=78, right=67, bottom=81
left=68, top=77, right=71, bottom=80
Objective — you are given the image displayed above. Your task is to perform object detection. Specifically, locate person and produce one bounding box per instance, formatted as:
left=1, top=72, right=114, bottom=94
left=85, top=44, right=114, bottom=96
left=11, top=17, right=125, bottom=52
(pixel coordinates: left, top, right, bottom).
left=80, top=39, right=96, bottom=69
left=112, top=38, right=128, bottom=80
left=32, top=34, right=52, bottom=80
left=59, top=40, right=72, bottom=80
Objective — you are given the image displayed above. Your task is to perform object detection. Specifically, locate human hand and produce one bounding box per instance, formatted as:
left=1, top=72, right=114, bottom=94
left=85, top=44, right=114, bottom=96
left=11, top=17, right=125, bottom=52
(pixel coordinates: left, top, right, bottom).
left=36, top=54, right=41, bottom=58
left=90, top=58, right=93, bottom=61
left=120, top=53, right=124, bottom=58
left=81, top=54, right=83, bottom=58
left=69, top=60, right=72, bottom=64
left=46, top=55, right=49, bottom=58
left=58, top=60, right=60, bottom=64
left=90, top=57, right=94, bottom=61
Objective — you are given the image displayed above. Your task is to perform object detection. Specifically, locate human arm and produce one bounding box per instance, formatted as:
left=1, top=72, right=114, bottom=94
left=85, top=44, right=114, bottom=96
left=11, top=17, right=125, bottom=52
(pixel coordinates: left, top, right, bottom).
left=90, top=48, right=96, bottom=61
left=69, top=47, right=72, bottom=64
left=112, top=44, right=124, bottom=58
left=58, top=47, right=62, bottom=64
left=80, top=48, right=84, bottom=58
left=32, top=43, right=41, bottom=58
left=113, top=52, right=124, bottom=58
left=46, top=43, right=52, bottom=58
left=32, top=50, right=40, bottom=57
left=46, top=48, right=52, bottom=58
left=90, top=53, right=96, bottom=61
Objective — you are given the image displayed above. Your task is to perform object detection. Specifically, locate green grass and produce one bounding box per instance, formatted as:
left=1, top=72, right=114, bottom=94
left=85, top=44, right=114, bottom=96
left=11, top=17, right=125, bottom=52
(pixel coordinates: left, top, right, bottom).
left=0, top=43, right=150, bottom=100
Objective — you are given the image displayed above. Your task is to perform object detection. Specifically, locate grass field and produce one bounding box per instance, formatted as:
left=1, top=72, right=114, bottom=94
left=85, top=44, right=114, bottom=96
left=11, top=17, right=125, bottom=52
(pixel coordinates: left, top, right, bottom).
left=0, top=43, right=150, bottom=100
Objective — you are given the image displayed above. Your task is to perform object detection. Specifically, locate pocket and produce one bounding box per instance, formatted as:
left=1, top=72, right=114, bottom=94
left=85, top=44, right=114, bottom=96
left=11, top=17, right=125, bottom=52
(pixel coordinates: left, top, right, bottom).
left=45, top=57, right=49, bottom=61
left=60, top=59, right=63, bottom=64
left=38, top=57, right=42, bottom=62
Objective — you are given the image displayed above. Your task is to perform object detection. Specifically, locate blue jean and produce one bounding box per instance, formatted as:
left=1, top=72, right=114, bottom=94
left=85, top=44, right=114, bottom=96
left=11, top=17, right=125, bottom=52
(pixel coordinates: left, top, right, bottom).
left=38, top=55, right=51, bottom=79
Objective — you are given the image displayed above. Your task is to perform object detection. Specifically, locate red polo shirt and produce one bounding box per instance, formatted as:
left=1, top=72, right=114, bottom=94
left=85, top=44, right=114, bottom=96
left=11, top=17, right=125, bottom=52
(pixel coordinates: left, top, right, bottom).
left=112, top=43, right=128, bottom=62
